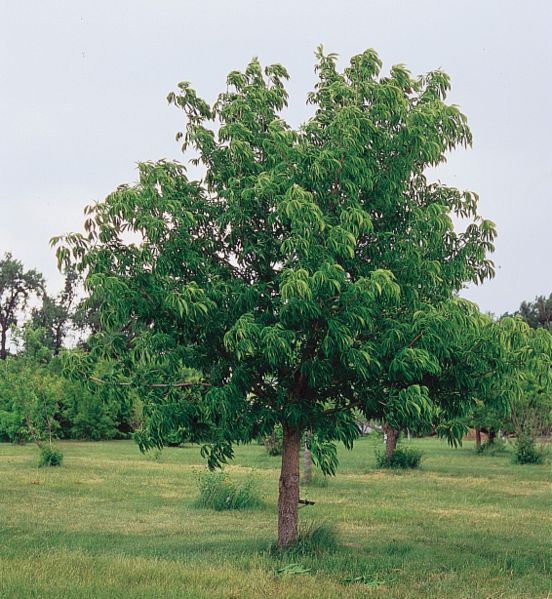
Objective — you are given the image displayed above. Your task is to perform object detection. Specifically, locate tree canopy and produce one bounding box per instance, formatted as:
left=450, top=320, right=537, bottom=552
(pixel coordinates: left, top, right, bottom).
left=55, top=47, right=500, bottom=545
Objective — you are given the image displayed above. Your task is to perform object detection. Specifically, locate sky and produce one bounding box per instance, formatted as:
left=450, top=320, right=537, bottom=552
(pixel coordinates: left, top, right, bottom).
left=1, top=0, right=550, bottom=315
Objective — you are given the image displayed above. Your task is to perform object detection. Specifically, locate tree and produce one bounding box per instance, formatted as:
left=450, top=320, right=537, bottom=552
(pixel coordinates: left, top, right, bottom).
left=445, top=314, right=552, bottom=453
left=55, top=48, right=496, bottom=545
left=31, top=269, right=78, bottom=354
left=517, top=294, right=552, bottom=332
left=0, top=253, right=44, bottom=359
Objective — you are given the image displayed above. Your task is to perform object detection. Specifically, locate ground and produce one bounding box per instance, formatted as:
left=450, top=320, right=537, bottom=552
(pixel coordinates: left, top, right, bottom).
left=0, top=437, right=549, bottom=598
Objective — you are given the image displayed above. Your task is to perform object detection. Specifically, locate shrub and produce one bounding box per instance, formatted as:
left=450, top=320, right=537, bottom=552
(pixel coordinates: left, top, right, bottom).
left=38, top=445, right=63, bottom=467
left=263, top=424, right=283, bottom=456
left=375, top=446, right=423, bottom=469
left=194, top=470, right=261, bottom=510
left=513, top=435, right=545, bottom=464
left=0, top=410, right=29, bottom=444
left=69, top=392, right=118, bottom=441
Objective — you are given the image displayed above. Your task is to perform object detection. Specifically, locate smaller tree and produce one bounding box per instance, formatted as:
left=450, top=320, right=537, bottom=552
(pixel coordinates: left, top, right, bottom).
left=31, top=269, right=78, bottom=354
left=0, top=355, right=61, bottom=452
left=0, top=253, right=44, bottom=359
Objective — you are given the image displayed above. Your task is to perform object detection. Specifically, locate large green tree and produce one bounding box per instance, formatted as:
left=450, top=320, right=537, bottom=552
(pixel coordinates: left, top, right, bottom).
left=55, top=48, right=496, bottom=545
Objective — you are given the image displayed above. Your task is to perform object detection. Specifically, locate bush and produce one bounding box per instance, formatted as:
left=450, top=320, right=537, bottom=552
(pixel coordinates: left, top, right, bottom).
left=513, top=435, right=545, bottom=464
left=194, top=470, right=261, bottom=510
left=263, top=424, right=283, bottom=456
left=68, top=392, right=118, bottom=441
left=0, top=410, right=29, bottom=443
left=38, top=444, right=63, bottom=467
left=375, top=446, right=423, bottom=469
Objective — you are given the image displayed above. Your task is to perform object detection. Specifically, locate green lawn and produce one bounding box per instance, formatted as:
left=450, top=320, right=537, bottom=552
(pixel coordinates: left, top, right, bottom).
left=0, top=437, right=549, bottom=598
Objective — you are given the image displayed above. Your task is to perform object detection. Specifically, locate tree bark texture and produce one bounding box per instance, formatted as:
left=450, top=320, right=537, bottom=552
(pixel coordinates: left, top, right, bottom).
left=303, top=431, right=312, bottom=485
left=475, top=427, right=482, bottom=451
left=383, top=421, right=399, bottom=459
left=278, top=423, right=301, bottom=546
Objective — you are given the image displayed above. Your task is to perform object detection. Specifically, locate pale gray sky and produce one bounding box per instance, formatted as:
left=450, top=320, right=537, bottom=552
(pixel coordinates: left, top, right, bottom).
left=1, top=0, right=550, bottom=314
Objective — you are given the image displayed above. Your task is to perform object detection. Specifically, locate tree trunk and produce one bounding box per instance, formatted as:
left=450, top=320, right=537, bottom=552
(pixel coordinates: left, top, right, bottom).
left=303, top=431, right=312, bottom=485
left=0, top=326, right=7, bottom=360
left=475, top=427, right=482, bottom=451
left=383, top=421, right=399, bottom=459
left=488, top=429, right=496, bottom=443
left=278, top=423, right=301, bottom=546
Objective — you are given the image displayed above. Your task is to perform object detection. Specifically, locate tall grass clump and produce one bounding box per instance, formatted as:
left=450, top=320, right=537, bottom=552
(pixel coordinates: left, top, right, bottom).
left=194, top=470, right=262, bottom=510
left=270, top=522, right=338, bottom=557
left=375, top=446, right=423, bottom=469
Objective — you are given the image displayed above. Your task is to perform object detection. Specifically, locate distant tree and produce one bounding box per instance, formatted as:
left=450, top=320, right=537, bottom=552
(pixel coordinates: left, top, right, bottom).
left=517, top=294, right=552, bottom=331
left=0, top=253, right=44, bottom=359
left=55, top=48, right=497, bottom=546
left=31, top=269, right=78, bottom=354
left=459, top=316, right=552, bottom=453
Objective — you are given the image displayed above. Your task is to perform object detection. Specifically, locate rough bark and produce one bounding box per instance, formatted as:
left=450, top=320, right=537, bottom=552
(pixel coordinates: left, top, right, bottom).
left=278, top=423, right=301, bottom=546
left=303, top=431, right=312, bottom=485
left=383, top=421, right=399, bottom=459
left=475, top=427, right=482, bottom=451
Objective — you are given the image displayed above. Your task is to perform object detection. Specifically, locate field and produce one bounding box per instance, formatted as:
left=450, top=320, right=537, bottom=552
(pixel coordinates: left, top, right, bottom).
left=0, top=437, right=549, bottom=599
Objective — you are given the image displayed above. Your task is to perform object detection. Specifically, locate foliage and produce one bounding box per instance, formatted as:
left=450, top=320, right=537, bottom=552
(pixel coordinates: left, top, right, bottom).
left=38, top=444, right=63, bottom=467
left=30, top=269, right=78, bottom=354
left=0, top=252, right=44, bottom=360
left=0, top=409, right=29, bottom=443
left=53, top=47, right=498, bottom=459
left=513, top=434, right=546, bottom=465
left=0, top=341, right=136, bottom=443
left=309, top=433, right=339, bottom=476
left=517, top=293, right=552, bottom=332
left=0, top=355, right=62, bottom=446
left=375, top=445, right=423, bottom=469
left=67, top=389, right=119, bottom=441
left=510, top=368, right=552, bottom=440
left=194, top=470, right=262, bottom=511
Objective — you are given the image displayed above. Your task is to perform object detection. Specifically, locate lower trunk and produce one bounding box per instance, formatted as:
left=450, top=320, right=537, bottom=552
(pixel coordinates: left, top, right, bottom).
left=278, top=423, right=301, bottom=546
left=475, top=427, right=482, bottom=451
left=303, top=431, right=312, bottom=485
left=383, top=422, right=399, bottom=459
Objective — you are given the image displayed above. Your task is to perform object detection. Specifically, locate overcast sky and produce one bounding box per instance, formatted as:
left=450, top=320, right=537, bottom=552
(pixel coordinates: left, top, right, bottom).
left=1, top=0, right=550, bottom=315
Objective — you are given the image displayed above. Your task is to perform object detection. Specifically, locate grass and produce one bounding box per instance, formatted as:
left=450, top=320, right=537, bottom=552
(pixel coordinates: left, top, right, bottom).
left=0, top=437, right=550, bottom=598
